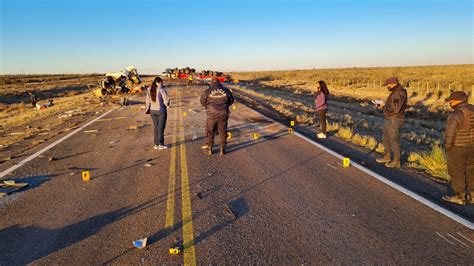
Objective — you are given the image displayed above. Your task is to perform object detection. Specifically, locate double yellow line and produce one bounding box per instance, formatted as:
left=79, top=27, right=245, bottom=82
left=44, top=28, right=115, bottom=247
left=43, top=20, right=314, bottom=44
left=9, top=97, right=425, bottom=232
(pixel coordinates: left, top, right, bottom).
left=165, top=88, right=196, bottom=265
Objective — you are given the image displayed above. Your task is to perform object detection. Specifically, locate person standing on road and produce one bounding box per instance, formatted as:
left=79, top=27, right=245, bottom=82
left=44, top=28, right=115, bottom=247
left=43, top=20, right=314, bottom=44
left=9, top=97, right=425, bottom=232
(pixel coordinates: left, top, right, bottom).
left=200, top=78, right=234, bottom=155
left=442, top=91, right=474, bottom=205
left=315, top=80, right=329, bottom=139
left=145, top=77, right=170, bottom=150
left=375, top=77, right=407, bottom=168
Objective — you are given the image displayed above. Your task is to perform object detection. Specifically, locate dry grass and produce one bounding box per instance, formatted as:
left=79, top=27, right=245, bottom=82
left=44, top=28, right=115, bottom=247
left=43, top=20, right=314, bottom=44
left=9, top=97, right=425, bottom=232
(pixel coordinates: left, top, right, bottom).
left=227, top=65, right=474, bottom=181
left=407, top=145, right=449, bottom=181
left=336, top=126, right=354, bottom=140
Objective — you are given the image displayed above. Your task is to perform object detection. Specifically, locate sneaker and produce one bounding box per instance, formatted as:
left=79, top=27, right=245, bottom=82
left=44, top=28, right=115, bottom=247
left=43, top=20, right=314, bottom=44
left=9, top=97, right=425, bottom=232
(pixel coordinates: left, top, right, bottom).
left=317, top=133, right=327, bottom=139
left=158, top=145, right=168, bottom=150
left=442, top=193, right=466, bottom=206
left=154, top=145, right=159, bottom=150
left=385, top=159, right=401, bottom=168
left=376, top=154, right=391, bottom=164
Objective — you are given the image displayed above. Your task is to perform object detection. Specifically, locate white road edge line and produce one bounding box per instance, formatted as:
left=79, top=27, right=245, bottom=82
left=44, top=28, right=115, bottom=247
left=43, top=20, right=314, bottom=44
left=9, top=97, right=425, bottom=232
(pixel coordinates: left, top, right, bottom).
left=240, top=101, right=474, bottom=230
left=0, top=108, right=116, bottom=179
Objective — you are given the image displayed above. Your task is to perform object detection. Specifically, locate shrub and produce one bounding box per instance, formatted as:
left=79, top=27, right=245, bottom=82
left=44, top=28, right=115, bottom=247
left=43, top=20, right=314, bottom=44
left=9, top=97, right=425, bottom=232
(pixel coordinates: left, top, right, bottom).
left=337, top=126, right=354, bottom=140
left=375, top=143, right=385, bottom=153
left=365, top=136, right=378, bottom=150
left=408, top=144, right=449, bottom=181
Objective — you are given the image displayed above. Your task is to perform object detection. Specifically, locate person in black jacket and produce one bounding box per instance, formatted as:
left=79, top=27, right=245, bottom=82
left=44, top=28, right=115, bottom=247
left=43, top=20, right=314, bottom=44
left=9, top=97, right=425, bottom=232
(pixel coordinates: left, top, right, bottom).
left=200, top=78, right=234, bottom=155
left=442, top=91, right=474, bottom=205
left=375, top=77, right=407, bottom=168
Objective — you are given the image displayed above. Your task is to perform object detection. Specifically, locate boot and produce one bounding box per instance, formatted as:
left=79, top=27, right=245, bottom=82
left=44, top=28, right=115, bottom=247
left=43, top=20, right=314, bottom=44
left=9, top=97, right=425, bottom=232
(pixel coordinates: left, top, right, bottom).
left=385, top=158, right=401, bottom=168
left=220, top=147, right=226, bottom=156
left=376, top=154, right=391, bottom=164
left=442, top=193, right=466, bottom=206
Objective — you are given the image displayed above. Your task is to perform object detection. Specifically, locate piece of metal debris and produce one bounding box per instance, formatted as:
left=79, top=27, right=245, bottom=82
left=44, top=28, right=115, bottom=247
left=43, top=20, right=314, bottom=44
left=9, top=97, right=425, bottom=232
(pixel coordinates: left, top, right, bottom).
left=224, top=204, right=237, bottom=219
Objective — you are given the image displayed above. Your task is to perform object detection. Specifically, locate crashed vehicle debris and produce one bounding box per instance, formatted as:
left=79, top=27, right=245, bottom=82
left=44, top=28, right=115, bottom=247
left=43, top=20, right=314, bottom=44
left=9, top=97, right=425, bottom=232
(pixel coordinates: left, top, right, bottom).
left=95, top=66, right=143, bottom=96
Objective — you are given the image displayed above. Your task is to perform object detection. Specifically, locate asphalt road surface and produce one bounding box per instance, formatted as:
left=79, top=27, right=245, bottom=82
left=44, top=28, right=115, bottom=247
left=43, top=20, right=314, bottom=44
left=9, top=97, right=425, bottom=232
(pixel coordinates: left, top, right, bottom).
left=1, top=85, right=473, bottom=265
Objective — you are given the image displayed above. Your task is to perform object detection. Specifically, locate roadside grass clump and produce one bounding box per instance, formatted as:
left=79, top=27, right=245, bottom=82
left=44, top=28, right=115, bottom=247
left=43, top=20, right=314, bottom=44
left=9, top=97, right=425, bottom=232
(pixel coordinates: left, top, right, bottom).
left=365, top=136, right=378, bottom=150
left=407, top=144, right=449, bottom=181
left=351, top=133, right=364, bottom=146
left=336, top=126, right=354, bottom=140
left=327, top=122, right=340, bottom=132
left=375, top=143, right=385, bottom=154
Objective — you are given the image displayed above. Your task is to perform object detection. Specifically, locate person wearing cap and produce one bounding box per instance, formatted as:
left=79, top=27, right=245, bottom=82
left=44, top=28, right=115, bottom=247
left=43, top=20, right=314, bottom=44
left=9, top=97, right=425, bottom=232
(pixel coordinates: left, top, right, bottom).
left=375, top=77, right=407, bottom=168
left=442, top=91, right=474, bottom=205
left=200, top=78, right=234, bottom=155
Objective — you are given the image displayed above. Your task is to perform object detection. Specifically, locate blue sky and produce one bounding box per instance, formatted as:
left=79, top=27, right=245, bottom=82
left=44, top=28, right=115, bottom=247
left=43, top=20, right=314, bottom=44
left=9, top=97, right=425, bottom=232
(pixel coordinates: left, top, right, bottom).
left=0, top=0, right=472, bottom=74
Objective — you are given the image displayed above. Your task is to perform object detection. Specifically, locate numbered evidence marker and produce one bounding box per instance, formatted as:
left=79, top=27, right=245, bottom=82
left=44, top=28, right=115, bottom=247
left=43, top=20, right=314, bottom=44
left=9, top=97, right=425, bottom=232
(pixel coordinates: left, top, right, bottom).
left=169, top=247, right=181, bottom=255
left=227, top=132, right=232, bottom=140
left=343, top=157, right=350, bottom=167
left=183, top=111, right=187, bottom=117
left=290, top=120, right=295, bottom=127
left=253, top=133, right=259, bottom=140
left=288, top=128, right=293, bottom=134
left=82, top=171, right=90, bottom=182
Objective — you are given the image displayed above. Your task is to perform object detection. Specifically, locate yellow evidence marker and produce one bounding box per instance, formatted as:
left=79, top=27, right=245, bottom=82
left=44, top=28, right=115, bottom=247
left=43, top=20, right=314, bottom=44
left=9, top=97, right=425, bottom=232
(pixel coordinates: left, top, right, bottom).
left=290, top=120, right=295, bottom=127
left=253, top=133, right=259, bottom=140
left=183, top=111, right=187, bottom=118
left=343, top=158, right=350, bottom=167
left=227, top=132, right=232, bottom=140
left=82, top=171, right=90, bottom=181
left=288, top=128, right=293, bottom=134
left=169, top=247, right=181, bottom=255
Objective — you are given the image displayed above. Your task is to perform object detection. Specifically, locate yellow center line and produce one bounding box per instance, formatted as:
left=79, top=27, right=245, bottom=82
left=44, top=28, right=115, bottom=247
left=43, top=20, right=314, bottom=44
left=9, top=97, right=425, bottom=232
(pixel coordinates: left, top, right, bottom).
left=178, top=89, right=197, bottom=265
left=165, top=89, right=179, bottom=229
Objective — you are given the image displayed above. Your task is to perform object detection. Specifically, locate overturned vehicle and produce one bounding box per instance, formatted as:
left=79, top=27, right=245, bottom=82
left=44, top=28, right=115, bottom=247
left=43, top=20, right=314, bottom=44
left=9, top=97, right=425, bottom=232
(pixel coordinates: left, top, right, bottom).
left=97, top=66, right=143, bottom=95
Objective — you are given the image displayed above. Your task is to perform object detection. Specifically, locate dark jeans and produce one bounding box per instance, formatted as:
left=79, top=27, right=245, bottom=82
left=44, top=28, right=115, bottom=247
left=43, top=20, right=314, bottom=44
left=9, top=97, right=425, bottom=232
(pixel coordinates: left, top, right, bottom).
left=317, top=109, right=327, bottom=134
left=447, top=146, right=474, bottom=194
left=150, top=110, right=167, bottom=145
left=382, top=118, right=404, bottom=159
left=206, top=115, right=228, bottom=148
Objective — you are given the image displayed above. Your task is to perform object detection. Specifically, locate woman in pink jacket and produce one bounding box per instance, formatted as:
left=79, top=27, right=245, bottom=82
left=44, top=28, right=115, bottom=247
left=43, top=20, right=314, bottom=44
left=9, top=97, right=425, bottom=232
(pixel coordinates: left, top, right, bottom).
left=314, top=80, right=329, bottom=139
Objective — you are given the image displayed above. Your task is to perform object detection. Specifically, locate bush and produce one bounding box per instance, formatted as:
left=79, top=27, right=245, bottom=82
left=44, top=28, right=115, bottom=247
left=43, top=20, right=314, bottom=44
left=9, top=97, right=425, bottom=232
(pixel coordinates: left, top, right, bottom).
left=365, top=136, right=378, bottom=150
left=408, top=144, right=449, bottom=181
left=375, top=143, right=385, bottom=154
left=336, top=126, right=354, bottom=140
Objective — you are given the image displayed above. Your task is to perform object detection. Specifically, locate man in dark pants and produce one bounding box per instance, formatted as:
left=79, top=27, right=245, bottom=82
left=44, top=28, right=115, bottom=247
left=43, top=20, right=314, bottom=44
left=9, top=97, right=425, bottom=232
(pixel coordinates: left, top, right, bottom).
left=200, top=78, right=234, bottom=155
left=375, top=77, right=407, bottom=168
left=442, top=91, right=474, bottom=205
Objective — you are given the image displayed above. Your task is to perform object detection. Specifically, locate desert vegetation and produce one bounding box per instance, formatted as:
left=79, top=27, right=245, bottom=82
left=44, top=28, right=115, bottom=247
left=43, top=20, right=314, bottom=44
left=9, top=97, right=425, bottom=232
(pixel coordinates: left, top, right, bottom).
left=230, top=64, right=474, bottom=181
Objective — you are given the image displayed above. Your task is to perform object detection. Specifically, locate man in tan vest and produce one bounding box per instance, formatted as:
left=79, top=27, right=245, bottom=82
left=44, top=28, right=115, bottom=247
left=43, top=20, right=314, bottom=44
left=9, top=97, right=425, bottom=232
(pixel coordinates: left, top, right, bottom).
left=442, top=91, right=474, bottom=205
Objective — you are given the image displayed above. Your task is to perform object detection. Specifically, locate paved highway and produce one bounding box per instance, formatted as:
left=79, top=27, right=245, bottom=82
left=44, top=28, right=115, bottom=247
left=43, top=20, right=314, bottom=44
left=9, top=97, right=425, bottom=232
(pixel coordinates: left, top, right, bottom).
left=0, top=85, right=473, bottom=264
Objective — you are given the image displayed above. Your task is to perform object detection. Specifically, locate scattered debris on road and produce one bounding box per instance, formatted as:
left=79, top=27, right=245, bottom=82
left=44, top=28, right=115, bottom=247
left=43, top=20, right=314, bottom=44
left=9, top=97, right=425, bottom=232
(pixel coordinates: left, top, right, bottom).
left=224, top=203, right=237, bottom=219
left=132, top=238, right=148, bottom=249
left=84, top=129, right=99, bottom=133
left=0, top=180, right=29, bottom=197
left=144, top=163, right=153, bottom=167
left=48, top=156, right=58, bottom=161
